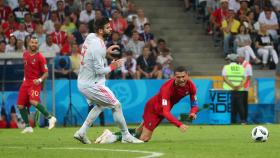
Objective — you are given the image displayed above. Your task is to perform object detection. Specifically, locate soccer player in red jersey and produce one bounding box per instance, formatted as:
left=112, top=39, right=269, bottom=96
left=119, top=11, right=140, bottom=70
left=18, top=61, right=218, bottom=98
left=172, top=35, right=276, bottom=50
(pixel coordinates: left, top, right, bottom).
left=17, top=36, right=56, bottom=133
left=95, top=66, right=199, bottom=143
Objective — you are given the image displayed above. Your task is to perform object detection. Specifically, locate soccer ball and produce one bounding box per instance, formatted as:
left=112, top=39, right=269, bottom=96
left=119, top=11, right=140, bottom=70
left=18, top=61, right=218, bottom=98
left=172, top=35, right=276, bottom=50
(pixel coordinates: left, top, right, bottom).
left=251, top=126, right=269, bottom=142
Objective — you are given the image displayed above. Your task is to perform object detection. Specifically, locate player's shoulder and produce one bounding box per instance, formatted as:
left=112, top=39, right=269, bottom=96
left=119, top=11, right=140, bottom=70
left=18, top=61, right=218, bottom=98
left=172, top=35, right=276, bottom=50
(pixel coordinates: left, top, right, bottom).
left=162, top=78, right=175, bottom=87
left=36, top=52, right=47, bottom=59
left=86, top=33, right=98, bottom=41
left=84, top=33, right=99, bottom=46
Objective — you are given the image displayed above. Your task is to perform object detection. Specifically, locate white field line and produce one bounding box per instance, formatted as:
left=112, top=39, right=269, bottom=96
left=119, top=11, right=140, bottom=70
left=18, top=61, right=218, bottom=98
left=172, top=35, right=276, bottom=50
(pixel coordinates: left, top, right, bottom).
left=5, top=146, right=164, bottom=158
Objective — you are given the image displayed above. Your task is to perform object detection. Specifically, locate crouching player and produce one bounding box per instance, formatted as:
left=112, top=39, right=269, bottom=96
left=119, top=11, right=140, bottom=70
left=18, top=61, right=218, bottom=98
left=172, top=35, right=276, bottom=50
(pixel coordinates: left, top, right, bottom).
left=95, top=66, right=199, bottom=143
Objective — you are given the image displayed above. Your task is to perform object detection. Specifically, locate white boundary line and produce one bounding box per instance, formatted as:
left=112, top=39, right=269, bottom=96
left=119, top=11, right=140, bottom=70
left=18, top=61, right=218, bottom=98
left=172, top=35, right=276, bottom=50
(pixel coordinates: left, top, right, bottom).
left=5, top=146, right=164, bottom=158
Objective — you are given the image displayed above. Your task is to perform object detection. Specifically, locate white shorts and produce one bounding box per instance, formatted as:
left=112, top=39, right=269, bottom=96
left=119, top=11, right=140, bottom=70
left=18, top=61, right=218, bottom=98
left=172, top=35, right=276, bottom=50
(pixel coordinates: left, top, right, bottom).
left=78, top=84, right=120, bottom=108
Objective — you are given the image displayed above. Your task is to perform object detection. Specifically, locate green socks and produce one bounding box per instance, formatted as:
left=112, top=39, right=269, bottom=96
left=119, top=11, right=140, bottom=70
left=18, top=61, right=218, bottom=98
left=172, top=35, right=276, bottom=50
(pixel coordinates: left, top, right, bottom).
left=19, top=108, right=30, bottom=127
left=35, top=103, right=51, bottom=119
left=114, top=128, right=140, bottom=141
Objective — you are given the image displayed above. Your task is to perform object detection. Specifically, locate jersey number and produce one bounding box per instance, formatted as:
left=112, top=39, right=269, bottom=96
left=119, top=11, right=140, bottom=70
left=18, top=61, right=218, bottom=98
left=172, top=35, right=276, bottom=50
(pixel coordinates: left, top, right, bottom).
left=31, top=90, right=39, bottom=97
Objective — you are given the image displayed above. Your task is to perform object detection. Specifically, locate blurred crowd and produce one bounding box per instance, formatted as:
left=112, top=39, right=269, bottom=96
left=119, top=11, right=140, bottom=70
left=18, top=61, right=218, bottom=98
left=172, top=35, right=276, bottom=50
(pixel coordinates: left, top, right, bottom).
left=0, top=0, right=175, bottom=80
left=186, top=0, right=280, bottom=69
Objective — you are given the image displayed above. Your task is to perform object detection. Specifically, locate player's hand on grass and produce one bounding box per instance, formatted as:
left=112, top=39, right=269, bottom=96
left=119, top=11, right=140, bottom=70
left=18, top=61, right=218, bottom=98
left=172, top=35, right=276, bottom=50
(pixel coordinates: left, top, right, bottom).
left=189, top=113, right=197, bottom=121
left=179, top=124, right=189, bottom=133
left=107, top=45, right=120, bottom=54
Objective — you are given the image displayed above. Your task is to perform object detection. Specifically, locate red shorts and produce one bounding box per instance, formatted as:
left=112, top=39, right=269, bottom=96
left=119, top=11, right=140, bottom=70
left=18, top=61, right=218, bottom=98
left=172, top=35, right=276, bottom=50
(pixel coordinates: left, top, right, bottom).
left=143, top=98, right=164, bottom=131
left=17, top=82, right=41, bottom=107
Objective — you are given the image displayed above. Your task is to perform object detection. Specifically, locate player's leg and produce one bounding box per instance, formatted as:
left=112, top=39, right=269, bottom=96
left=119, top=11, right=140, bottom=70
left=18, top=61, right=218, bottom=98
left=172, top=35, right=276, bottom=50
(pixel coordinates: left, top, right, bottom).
left=74, top=86, right=105, bottom=144
left=29, top=86, right=56, bottom=130
left=78, top=104, right=104, bottom=135
left=230, top=91, right=238, bottom=123
left=140, top=103, right=163, bottom=142
left=139, top=126, right=153, bottom=142
left=111, top=103, right=142, bottom=143
left=17, top=84, right=33, bottom=133
left=74, top=104, right=104, bottom=144
left=96, top=85, right=143, bottom=143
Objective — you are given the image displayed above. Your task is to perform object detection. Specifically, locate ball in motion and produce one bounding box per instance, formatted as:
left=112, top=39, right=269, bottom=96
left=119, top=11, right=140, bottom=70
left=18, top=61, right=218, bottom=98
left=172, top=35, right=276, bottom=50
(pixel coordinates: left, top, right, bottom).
left=251, top=126, right=269, bottom=142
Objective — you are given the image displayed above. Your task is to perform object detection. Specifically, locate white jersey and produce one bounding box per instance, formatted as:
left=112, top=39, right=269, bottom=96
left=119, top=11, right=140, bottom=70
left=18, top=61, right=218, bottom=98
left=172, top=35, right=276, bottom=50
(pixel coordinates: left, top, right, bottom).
left=78, top=33, right=111, bottom=88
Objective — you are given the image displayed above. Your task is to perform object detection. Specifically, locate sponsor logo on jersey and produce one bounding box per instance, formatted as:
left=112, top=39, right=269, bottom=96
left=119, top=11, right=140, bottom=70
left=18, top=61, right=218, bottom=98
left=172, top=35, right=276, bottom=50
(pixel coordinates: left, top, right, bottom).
left=32, top=58, right=36, bottom=64
left=162, top=99, right=167, bottom=106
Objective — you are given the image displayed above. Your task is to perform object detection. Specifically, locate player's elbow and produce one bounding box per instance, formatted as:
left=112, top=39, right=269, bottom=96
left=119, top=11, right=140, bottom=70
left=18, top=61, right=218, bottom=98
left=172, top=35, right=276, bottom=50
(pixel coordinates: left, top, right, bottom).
left=45, top=72, right=49, bottom=78
left=162, top=110, right=170, bottom=117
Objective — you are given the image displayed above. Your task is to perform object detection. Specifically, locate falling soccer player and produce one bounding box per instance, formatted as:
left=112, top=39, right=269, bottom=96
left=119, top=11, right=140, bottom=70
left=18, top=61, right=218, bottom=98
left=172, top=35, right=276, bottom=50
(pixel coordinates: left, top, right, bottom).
left=73, top=17, right=143, bottom=144
left=17, top=36, right=57, bottom=133
left=95, top=66, right=199, bottom=143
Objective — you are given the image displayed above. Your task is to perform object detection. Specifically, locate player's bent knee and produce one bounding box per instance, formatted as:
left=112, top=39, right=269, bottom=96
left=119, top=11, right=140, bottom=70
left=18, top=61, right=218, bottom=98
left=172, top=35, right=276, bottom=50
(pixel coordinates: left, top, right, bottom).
left=17, top=104, right=24, bottom=109
left=140, top=135, right=151, bottom=142
left=113, top=103, right=122, bottom=109
left=30, top=100, right=38, bottom=106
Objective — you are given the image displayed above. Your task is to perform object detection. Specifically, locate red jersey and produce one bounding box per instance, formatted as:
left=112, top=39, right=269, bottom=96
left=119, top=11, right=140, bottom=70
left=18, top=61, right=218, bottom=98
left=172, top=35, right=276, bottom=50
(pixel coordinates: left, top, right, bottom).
left=0, top=6, right=12, bottom=21
left=51, top=31, right=67, bottom=47
left=23, top=51, right=48, bottom=82
left=2, top=21, right=19, bottom=38
left=211, top=8, right=229, bottom=26
left=149, top=79, right=199, bottom=127
left=24, top=0, right=42, bottom=14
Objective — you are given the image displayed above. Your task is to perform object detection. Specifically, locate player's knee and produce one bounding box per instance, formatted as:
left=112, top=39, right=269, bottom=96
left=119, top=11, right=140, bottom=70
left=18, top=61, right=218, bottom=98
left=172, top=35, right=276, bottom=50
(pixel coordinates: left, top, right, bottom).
left=17, top=104, right=24, bottom=109
left=30, top=100, right=38, bottom=106
left=113, top=102, right=121, bottom=109
left=140, top=135, right=151, bottom=142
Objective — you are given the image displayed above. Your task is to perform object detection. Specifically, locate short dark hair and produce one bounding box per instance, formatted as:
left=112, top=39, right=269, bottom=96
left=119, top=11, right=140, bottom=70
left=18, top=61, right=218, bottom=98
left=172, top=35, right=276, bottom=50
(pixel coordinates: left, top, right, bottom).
left=157, top=38, right=166, bottom=44
left=43, top=3, right=49, bottom=7
left=144, top=23, right=150, bottom=27
left=0, top=40, right=6, bottom=45
left=175, top=66, right=188, bottom=73
left=126, top=50, right=133, bottom=56
left=264, top=7, right=272, bottom=12
left=94, top=17, right=110, bottom=33
left=30, top=36, right=38, bottom=41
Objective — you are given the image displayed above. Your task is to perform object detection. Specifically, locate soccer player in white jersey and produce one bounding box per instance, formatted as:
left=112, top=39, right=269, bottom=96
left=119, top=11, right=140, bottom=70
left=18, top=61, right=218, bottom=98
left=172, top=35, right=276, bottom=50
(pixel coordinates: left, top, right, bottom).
left=73, top=18, right=143, bottom=144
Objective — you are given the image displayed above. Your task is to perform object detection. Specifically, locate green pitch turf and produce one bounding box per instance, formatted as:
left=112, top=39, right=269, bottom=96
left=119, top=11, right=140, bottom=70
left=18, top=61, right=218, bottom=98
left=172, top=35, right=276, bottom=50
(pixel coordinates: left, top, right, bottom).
left=0, top=125, right=280, bottom=158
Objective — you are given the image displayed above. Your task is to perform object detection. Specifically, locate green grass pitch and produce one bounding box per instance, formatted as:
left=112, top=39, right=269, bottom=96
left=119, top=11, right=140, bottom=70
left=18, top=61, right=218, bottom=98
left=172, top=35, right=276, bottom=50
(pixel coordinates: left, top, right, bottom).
left=0, top=125, right=280, bottom=158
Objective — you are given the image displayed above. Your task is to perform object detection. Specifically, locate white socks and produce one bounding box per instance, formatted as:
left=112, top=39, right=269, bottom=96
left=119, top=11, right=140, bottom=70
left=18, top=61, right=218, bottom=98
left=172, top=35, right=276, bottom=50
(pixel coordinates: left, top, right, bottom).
left=79, top=104, right=129, bottom=137
left=79, top=105, right=103, bottom=135
left=112, top=104, right=129, bottom=136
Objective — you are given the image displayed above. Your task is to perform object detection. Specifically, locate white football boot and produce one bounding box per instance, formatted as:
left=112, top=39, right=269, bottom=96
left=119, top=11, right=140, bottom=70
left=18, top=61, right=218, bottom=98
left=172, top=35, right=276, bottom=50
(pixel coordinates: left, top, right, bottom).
left=121, top=134, right=144, bottom=143
left=48, top=116, right=57, bottom=130
left=21, top=127, right=33, bottom=134
left=74, top=131, right=92, bottom=144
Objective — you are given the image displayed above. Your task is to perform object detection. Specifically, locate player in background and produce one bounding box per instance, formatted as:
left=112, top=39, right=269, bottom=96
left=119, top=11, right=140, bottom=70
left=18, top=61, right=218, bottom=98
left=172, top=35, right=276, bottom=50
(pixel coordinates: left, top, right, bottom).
left=95, top=66, right=199, bottom=143
left=73, top=18, right=143, bottom=144
left=17, top=37, right=57, bottom=133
